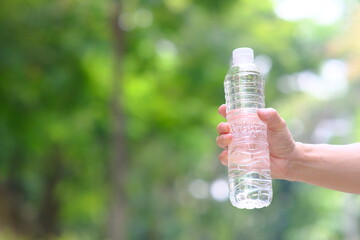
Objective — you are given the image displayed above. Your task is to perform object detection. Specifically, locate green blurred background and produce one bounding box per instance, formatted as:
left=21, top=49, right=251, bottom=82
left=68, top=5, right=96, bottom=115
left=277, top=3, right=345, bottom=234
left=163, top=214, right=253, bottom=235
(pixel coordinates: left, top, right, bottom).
left=1, top=0, right=360, bottom=239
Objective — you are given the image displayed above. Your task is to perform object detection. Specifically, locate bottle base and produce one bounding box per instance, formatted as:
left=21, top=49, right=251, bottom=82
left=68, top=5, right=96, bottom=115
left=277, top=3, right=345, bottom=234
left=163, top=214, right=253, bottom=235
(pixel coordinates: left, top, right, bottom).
left=228, top=171, right=273, bottom=209
left=230, top=198, right=271, bottom=209
left=230, top=189, right=272, bottom=209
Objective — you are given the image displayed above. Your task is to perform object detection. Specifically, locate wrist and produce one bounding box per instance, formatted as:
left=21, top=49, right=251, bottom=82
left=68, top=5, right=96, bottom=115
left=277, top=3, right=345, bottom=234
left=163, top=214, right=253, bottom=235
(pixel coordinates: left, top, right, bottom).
left=285, top=141, right=306, bottom=182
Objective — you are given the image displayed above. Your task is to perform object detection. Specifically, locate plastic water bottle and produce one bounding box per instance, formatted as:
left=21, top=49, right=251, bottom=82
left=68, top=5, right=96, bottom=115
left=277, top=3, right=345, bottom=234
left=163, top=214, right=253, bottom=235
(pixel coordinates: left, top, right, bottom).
left=224, top=48, right=272, bottom=209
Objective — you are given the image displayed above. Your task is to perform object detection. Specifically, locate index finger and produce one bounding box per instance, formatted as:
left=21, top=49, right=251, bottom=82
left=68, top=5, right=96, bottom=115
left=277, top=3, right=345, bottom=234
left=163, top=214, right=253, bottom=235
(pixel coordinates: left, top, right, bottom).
left=218, top=104, right=226, bottom=118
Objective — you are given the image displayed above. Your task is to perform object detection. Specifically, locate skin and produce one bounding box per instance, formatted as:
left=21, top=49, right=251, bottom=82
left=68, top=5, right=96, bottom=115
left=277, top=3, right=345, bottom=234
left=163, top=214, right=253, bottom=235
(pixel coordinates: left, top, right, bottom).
left=216, top=104, right=360, bottom=194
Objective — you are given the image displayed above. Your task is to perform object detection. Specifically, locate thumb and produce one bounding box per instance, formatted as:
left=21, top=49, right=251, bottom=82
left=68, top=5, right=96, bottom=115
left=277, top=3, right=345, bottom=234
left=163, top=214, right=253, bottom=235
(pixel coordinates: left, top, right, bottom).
left=257, top=108, right=287, bottom=132
left=257, top=108, right=295, bottom=159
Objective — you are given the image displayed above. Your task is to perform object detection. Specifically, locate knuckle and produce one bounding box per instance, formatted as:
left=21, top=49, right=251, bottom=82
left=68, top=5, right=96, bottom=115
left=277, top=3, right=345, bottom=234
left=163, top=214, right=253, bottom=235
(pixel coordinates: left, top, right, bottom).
left=218, top=152, right=225, bottom=162
left=216, top=136, right=222, bottom=146
left=219, top=150, right=228, bottom=166
left=216, top=122, right=223, bottom=132
left=279, top=118, right=287, bottom=128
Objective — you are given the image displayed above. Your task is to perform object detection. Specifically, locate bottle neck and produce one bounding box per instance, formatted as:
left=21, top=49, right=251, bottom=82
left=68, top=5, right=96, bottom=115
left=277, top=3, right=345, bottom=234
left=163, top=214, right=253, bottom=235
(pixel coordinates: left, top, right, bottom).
left=231, top=62, right=258, bottom=72
left=233, top=57, right=254, bottom=66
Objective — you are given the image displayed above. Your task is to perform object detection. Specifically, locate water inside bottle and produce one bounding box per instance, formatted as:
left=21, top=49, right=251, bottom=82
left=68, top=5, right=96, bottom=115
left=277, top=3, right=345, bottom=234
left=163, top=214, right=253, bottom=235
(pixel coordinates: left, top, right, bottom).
left=227, top=111, right=273, bottom=209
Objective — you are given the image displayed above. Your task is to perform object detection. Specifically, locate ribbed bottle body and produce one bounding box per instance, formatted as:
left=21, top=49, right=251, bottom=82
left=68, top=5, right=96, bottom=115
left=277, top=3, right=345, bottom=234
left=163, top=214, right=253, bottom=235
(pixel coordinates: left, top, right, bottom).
left=224, top=64, right=272, bottom=209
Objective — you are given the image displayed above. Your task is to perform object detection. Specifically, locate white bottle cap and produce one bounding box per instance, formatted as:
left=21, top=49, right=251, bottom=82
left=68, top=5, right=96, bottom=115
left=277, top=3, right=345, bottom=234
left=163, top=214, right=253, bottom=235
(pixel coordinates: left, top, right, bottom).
left=232, top=48, right=254, bottom=65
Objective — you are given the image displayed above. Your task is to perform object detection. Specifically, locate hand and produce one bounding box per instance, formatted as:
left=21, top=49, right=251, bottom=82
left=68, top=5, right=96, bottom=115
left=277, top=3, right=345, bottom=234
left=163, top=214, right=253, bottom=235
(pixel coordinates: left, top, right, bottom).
left=216, top=104, right=299, bottom=180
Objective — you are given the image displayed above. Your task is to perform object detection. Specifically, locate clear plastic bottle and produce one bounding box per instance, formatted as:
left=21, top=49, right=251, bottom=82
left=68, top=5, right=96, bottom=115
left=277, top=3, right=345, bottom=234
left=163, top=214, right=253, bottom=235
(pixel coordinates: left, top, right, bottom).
left=224, top=48, right=272, bottom=209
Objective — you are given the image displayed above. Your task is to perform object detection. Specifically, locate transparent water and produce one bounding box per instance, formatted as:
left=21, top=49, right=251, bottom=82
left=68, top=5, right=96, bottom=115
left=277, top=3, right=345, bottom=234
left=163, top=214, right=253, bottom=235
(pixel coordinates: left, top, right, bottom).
left=224, top=65, right=273, bottom=209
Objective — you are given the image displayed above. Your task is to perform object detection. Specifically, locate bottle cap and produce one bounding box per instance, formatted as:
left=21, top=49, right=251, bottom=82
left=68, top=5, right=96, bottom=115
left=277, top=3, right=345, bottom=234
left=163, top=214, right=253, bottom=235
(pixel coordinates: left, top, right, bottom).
left=232, top=48, right=254, bottom=65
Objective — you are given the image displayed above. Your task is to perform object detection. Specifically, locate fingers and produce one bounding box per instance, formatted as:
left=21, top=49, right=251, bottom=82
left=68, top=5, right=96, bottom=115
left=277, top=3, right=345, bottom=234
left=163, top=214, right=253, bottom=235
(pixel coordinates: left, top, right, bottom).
left=219, top=150, right=228, bottom=166
left=218, top=104, right=226, bottom=118
left=257, top=108, right=287, bottom=132
left=216, top=122, right=230, bottom=134
left=217, top=106, right=229, bottom=166
left=216, top=134, right=232, bottom=149
left=216, top=122, right=231, bottom=149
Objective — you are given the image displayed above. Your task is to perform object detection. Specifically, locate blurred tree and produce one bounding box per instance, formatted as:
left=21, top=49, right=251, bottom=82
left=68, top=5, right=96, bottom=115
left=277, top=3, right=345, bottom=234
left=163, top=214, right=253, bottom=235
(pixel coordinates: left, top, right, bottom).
left=107, top=1, right=127, bottom=240
left=0, top=0, right=110, bottom=238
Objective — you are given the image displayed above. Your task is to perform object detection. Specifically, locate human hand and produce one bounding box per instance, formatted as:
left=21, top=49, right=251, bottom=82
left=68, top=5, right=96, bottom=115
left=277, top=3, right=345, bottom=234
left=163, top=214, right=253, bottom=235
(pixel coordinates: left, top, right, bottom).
left=216, top=104, right=299, bottom=180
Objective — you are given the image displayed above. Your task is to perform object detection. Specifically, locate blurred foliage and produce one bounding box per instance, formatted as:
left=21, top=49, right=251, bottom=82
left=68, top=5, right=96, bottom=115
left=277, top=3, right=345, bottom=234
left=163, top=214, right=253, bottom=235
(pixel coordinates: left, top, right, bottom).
left=0, top=0, right=359, bottom=239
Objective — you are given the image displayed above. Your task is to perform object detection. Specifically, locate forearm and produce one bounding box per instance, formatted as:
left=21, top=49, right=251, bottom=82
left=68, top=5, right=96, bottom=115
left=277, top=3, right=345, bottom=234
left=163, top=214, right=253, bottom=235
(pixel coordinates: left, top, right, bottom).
left=291, top=142, right=360, bottom=194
